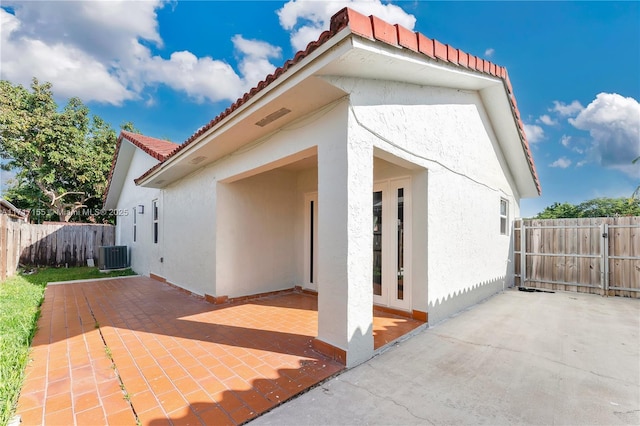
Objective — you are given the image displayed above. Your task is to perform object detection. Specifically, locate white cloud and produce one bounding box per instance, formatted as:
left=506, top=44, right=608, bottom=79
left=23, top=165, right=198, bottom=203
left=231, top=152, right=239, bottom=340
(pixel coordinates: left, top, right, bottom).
left=484, top=48, right=495, bottom=57
left=524, top=124, right=544, bottom=143
left=538, top=114, right=558, bottom=126
left=0, top=7, right=136, bottom=104
left=232, top=35, right=282, bottom=91
left=569, top=93, right=640, bottom=178
left=0, top=2, right=281, bottom=105
left=549, top=157, right=572, bottom=169
left=143, top=51, right=245, bottom=104
left=551, top=100, right=584, bottom=117
left=278, top=0, right=416, bottom=51
left=559, top=134, right=584, bottom=153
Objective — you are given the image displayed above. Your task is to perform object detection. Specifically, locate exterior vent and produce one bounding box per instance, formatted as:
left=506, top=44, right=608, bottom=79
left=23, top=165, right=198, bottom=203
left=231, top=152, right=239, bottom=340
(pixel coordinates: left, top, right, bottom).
left=98, top=246, right=129, bottom=270
left=255, top=108, right=291, bottom=127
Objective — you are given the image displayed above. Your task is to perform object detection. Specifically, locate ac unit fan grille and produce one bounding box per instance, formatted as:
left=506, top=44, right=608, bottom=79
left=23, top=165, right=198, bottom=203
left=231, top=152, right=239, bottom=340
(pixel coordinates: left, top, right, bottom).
left=98, top=246, right=128, bottom=270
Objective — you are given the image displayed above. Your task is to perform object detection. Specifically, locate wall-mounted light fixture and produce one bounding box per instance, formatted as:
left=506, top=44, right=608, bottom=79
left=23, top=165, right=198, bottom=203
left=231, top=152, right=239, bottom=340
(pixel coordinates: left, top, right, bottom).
left=138, top=204, right=144, bottom=214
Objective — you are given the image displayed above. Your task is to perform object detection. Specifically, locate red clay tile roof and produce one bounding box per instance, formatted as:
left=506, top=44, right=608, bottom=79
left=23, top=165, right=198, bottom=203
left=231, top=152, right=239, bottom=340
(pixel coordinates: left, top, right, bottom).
left=134, top=7, right=540, bottom=195
left=119, top=130, right=178, bottom=162
left=103, top=131, right=178, bottom=203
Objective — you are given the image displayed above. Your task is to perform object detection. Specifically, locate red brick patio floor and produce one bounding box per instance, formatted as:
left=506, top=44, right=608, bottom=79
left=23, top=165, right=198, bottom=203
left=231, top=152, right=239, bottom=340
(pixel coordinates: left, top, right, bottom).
left=16, top=276, right=423, bottom=425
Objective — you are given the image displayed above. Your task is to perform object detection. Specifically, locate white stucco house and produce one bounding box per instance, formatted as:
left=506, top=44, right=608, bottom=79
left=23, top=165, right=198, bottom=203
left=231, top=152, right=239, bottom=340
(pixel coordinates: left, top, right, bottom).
left=104, top=8, right=540, bottom=367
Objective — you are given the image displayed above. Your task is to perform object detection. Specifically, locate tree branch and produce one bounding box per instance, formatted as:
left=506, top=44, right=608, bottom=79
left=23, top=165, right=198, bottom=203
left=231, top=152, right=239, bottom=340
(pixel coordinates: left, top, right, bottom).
left=53, top=191, right=85, bottom=203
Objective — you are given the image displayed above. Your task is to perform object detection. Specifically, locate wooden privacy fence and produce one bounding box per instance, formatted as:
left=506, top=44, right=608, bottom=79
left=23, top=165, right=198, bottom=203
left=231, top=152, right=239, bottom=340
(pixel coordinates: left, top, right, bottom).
left=0, top=219, right=115, bottom=280
left=514, top=217, right=639, bottom=298
left=0, top=214, right=22, bottom=281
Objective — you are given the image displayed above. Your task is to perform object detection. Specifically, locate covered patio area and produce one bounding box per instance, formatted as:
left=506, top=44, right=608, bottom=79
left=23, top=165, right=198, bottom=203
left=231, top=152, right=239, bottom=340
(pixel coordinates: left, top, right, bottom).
left=16, top=276, right=424, bottom=425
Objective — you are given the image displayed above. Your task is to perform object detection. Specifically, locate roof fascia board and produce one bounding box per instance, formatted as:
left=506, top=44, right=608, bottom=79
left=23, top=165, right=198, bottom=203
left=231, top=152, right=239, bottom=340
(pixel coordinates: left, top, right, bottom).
left=104, top=140, right=136, bottom=209
left=480, top=84, right=538, bottom=197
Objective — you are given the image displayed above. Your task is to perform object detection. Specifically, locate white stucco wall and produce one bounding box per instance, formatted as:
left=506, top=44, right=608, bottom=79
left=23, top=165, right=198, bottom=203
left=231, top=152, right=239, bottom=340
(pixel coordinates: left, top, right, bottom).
left=317, top=130, right=374, bottom=367
left=216, top=170, right=297, bottom=298
left=114, top=75, right=528, bottom=338
left=138, top=101, right=348, bottom=297
left=161, top=167, right=216, bottom=295
left=339, top=77, right=521, bottom=324
left=114, top=143, right=162, bottom=276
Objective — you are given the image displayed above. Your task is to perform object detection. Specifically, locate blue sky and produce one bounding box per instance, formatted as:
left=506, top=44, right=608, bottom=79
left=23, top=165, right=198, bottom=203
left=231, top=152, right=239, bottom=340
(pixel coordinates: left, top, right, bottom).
left=1, top=1, right=638, bottom=217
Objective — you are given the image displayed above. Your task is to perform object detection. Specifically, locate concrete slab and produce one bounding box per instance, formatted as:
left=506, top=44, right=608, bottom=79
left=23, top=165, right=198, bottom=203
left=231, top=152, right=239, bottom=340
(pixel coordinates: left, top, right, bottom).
left=252, top=289, right=640, bottom=425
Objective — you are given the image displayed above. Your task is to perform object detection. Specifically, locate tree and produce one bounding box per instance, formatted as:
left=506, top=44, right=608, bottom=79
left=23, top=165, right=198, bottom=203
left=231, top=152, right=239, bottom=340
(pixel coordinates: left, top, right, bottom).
left=535, top=202, right=580, bottom=219
left=534, top=197, right=640, bottom=219
left=0, top=79, right=119, bottom=222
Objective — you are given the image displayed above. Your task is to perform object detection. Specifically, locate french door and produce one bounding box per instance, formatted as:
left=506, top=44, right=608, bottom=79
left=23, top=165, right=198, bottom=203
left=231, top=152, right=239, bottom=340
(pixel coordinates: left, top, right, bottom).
left=373, top=178, right=411, bottom=311
left=303, top=178, right=410, bottom=310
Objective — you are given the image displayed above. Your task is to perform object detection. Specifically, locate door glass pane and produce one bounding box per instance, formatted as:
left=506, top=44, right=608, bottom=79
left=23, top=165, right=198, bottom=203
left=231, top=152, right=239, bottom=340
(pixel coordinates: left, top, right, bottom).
left=397, top=188, right=404, bottom=300
left=309, top=200, right=314, bottom=283
left=373, top=191, right=382, bottom=296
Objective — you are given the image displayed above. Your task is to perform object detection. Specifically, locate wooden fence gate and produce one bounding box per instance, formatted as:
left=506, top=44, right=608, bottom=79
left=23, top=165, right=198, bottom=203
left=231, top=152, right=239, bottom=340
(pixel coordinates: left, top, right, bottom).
left=514, top=217, right=639, bottom=298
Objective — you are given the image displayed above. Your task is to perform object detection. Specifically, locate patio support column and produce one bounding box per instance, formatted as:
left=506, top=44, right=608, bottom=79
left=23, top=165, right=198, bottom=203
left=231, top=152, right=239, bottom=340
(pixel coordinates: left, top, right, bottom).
left=315, top=135, right=374, bottom=367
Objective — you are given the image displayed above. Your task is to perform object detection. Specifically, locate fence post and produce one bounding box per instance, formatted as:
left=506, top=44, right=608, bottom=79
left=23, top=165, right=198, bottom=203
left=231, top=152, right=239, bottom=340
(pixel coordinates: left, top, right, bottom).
left=604, top=223, right=610, bottom=296
left=520, top=220, right=526, bottom=287
left=600, top=223, right=609, bottom=296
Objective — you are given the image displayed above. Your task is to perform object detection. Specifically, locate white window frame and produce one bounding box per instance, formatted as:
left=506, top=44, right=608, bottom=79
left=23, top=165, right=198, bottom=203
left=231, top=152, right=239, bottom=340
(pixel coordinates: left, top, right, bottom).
left=500, top=198, right=509, bottom=235
left=373, top=177, right=412, bottom=312
left=152, top=199, right=159, bottom=244
left=133, top=206, right=137, bottom=242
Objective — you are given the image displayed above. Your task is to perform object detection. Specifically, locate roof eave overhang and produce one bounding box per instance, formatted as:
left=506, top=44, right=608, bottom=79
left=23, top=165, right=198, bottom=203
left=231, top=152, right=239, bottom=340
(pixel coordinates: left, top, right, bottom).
left=480, top=84, right=540, bottom=198
left=0, top=199, right=26, bottom=218
left=136, top=28, right=355, bottom=188
left=135, top=8, right=539, bottom=196
left=320, top=36, right=503, bottom=92
left=317, top=36, right=541, bottom=198
left=332, top=37, right=540, bottom=197
left=104, top=140, right=136, bottom=209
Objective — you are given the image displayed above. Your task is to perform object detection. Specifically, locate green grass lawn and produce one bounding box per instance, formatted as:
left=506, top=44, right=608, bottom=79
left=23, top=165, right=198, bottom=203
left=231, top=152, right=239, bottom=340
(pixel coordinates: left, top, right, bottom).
left=0, top=267, right=135, bottom=426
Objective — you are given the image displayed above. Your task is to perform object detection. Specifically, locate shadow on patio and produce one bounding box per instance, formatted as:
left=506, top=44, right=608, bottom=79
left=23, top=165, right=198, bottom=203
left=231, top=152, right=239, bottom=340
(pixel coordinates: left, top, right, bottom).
left=18, top=276, right=423, bottom=425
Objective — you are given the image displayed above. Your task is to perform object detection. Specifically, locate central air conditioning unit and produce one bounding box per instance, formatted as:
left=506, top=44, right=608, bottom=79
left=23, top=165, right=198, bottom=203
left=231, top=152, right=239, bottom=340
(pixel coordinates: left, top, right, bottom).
left=98, top=246, right=129, bottom=270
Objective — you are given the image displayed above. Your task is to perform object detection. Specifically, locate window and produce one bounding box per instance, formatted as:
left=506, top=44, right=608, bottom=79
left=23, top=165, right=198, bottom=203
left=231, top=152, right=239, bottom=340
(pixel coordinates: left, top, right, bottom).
left=133, top=207, right=137, bottom=242
left=500, top=198, right=509, bottom=235
left=152, top=199, right=159, bottom=243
